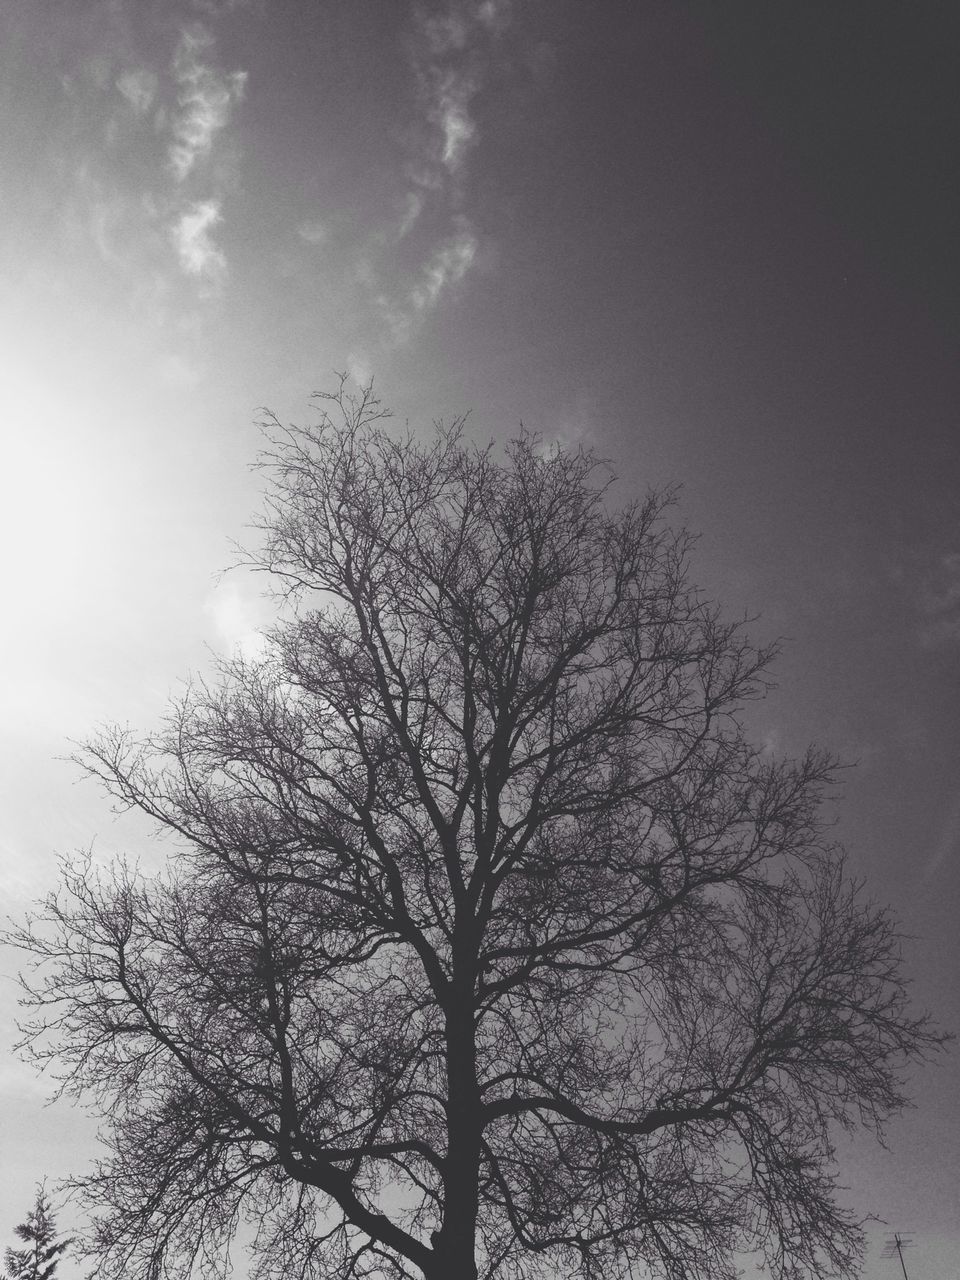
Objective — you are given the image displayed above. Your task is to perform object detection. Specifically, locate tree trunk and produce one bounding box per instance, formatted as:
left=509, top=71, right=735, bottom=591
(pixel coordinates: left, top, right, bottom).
left=431, top=962, right=481, bottom=1280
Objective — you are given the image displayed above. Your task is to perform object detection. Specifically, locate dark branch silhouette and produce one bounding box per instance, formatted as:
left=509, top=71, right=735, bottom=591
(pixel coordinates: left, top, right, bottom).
left=10, top=382, right=945, bottom=1280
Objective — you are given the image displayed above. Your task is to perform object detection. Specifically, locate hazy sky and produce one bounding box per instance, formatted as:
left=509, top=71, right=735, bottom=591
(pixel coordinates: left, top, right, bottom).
left=1, top=2, right=958, bottom=1275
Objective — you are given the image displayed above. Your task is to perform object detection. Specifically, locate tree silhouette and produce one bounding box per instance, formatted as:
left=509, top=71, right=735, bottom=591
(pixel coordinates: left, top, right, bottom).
left=4, top=1187, right=71, bottom=1280
left=12, top=385, right=944, bottom=1280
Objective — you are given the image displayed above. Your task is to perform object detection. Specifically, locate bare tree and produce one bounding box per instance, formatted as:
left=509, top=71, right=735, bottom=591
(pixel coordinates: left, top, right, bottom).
left=11, top=384, right=944, bottom=1280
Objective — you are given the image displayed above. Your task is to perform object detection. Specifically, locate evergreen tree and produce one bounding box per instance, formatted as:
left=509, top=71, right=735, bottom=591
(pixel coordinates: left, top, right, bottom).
left=4, top=1187, right=71, bottom=1280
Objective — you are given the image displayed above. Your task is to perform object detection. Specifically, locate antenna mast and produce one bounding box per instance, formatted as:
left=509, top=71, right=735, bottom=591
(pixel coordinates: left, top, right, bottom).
left=882, top=1232, right=915, bottom=1280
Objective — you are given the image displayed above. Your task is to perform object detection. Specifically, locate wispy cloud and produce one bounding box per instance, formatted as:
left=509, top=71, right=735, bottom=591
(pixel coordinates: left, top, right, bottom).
left=354, top=1, right=511, bottom=347
left=190, top=0, right=264, bottom=15
left=429, top=66, right=480, bottom=173
left=156, top=351, right=204, bottom=388
left=379, top=221, right=478, bottom=344
left=346, top=350, right=373, bottom=387
left=297, top=218, right=329, bottom=246
left=60, top=5, right=247, bottom=300
left=81, top=178, right=131, bottom=267
left=407, top=0, right=511, bottom=189
left=205, top=578, right=270, bottom=662
left=415, top=225, right=477, bottom=307
left=925, top=788, right=960, bottom=880
left=917, top=550, right=960, bottom=648
left=396, top=191, right=424, bottom=240
left=169, top=24, right=246, bottom=181
left=116, top=66, right=158, bottom=116
left=172, top=199, right=227, bottom=287
left=79, top=16, right=247, bottom=296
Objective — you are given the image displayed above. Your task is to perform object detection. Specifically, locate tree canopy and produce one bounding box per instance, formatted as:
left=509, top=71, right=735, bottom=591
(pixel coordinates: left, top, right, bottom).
left=12, top=385, right=943, bottom=1280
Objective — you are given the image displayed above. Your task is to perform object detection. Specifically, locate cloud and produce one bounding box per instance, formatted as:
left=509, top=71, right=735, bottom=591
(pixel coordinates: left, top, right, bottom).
left=925, top=789, right=960, bottom=880
left=61, top=9, right=247, bottom=305
left=297, top=218, right=329, bottom=245
left=157, top=352, right=203, bottom=387
left=352, top=2, right=510, bottom=346
left=396, top=191, right=424, bottom=240
left=408, top=3, right=504, bottom=184
left=411, top=2, right=514, bottom=175
left=86, top=187, right=130, bottom=265
left=411, top=223, right=477, bottom=312
left=292, top=2, right=522, bottom=352
left=378, top=221, right=478, bottom=345
left=205, top=578, right=270, bottom=661
left=433, top=71, right=479, bottom=172
left=475, top=0, right=513, bottom=36
left=190, top=0, right=265, bottom=13
left=116, top=66, right=158, bottom=116
left=416, top=0, right=511, bottom=55
left=172, top=199, right=227, bottom=285
left=169, top=24, right=246, bottom=181
left=346, top=350, right=372, bottom=387
left=163, top=24, right=245, bottom=293
left=917, top=550, right=960, bottom=648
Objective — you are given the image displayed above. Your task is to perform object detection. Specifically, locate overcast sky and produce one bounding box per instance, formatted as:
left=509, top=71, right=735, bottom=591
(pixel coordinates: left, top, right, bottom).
left=1, top=2, right=958, bottom=1275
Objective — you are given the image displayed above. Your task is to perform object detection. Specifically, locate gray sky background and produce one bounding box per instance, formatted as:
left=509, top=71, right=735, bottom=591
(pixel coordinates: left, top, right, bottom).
left=1, top=2, right=958, bottom=1276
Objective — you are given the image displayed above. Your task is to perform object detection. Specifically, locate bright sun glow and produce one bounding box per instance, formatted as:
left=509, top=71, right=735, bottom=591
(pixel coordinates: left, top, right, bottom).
left=1, top=360, right=107, bottom=629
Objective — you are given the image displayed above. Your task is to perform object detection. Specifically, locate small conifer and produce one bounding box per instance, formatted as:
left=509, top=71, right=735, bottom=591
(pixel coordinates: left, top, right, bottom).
left=4, top=1187, right=71, bottom=1280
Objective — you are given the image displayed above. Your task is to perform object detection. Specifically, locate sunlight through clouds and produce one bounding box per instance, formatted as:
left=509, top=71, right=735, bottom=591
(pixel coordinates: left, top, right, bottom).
left=205, top=577, right=271, bottom=662
left=346, top=350, right=373, bottom=387
left=0, top=0, right=958, bottom=1271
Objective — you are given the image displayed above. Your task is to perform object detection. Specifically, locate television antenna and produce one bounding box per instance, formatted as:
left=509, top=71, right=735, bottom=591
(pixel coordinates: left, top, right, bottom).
left=882, top=1232, right=915, bottom=1280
